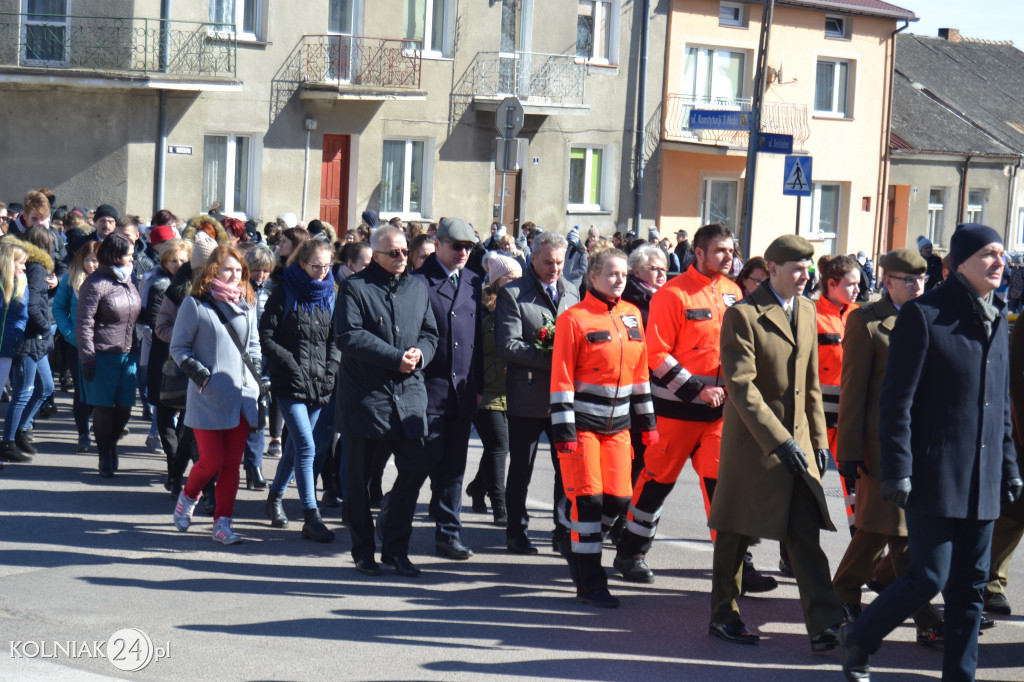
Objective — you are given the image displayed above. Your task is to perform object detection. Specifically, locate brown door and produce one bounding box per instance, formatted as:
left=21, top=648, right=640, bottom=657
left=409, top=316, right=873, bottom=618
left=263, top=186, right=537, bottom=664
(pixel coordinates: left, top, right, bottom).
left=320, top=134, right=350, bottom=234
left=493, top=169, right=521, bottom=234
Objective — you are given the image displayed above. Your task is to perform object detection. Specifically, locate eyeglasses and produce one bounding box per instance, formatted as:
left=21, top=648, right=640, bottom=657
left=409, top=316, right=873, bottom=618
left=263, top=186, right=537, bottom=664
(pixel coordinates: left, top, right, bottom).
left=890, top=275, right=925, bottom=286
left=444, top=240, right=475, bottom=252
left=376, top=249, right=409, bottom=258
left=646, top=266, right=667, bottom=275
left=747, top=276, right=768, bottom=285
left=304, top=262, right=332, bottom=272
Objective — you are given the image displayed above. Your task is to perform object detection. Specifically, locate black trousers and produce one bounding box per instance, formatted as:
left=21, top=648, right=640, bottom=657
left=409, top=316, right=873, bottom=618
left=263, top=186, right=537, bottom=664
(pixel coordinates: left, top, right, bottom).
left=469, top=408, right=509, bottom=503
left=346, top=435, right=428, bottom=561
left=66, top=354, right=92, bottom=436
left=505, top=415, right=567, bottom=542
left=425, top=413, right=473, bottom=542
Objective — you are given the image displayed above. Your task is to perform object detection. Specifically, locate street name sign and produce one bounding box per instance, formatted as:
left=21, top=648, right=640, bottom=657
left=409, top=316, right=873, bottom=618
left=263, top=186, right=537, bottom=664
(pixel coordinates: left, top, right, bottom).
left=688, top=109, right=751, bottom=131
left=757, top=133, right=794, bottom=155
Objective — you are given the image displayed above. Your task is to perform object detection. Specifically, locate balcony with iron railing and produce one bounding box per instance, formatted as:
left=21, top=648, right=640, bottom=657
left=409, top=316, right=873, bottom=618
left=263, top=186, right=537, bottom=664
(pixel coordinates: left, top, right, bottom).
left=466, top=51, right=588, bottom=114
left=663, top=94, right=811, bottom=150
left=296, top=34, right=423, bottom=99
left=0, top=12, right=238, bottom=87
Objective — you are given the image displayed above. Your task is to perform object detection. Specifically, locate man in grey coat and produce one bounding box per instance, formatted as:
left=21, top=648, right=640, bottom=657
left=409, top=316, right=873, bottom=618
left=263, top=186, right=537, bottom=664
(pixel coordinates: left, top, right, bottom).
left=336, top=225, right=439, bottom=578
left=496, top=231, right=580, bottom=554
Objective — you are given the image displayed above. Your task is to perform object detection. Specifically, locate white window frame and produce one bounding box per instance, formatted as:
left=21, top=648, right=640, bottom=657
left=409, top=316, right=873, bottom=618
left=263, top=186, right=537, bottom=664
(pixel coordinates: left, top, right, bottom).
left=966, top=188, right=987, bottom=224
left=682, top=46, right=747, bottom=104
left=824, top=15, right=848, bottom=39
left=202, top=133, right=257, bottom=218
left=700, top=177, right=740, bottom=229
left=21, top=0, right=70, bottom=67
left=422, top=0, right=454, bottom=57
left=1017, top=207, right=1024, bottom=249
left=814, top=57, right=851, bottom=117
left=927, top=187, right=946, bottom=246
left=576, top=0, right=620, bottom=65
left=810, top=182, right=842, bottom=255
left=381, top=137, right=432, bottom=220
left=209, top=0, right=264, bottom=41
left=719, top=1, right=745, bottom=28
left=568, top=145, right=607, bottom=212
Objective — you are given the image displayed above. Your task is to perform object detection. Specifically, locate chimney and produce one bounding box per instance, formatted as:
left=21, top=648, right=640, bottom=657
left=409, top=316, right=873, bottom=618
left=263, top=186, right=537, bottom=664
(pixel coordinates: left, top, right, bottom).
left=938, top=28, right=961, bottom=42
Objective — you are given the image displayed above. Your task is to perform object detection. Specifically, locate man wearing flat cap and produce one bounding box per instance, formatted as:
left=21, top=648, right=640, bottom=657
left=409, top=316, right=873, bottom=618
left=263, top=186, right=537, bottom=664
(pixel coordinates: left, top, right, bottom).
left=708, top=234, right=845, bottom=650
left=831, top=248, right=943, bottom=643
left=411, top=217, right=484, bottom=560
left=842, top=224, right=1024, bottom=681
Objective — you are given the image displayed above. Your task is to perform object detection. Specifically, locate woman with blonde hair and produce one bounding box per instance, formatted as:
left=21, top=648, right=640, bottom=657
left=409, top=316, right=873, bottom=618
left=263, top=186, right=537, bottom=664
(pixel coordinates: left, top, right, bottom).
left=52, top=240, right=101, bottom=452
left=171, top=246, right=262, bottom=544
left=0, top=242, right=29, bottom=468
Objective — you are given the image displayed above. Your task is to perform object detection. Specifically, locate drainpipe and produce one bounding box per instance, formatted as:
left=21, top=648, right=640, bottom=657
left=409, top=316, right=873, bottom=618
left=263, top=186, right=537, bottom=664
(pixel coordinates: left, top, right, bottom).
left=154, top=0, right=171, bottom=214
left=301, top=127, right=311, bottom=223
left=958, top=155, right=972, bottom=224
left=1005, top=158, right=1020, bottom=247
left=739, top=0, right=774, bottom=260
left=874, top=19, right=910, bottom=258
left=632, top=0, right=650, bottom=233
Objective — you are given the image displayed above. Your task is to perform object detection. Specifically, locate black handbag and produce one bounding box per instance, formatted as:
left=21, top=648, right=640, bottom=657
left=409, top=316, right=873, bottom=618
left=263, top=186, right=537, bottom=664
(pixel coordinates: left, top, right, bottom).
left=159, top=356, right=188, bottom=410
left=205, top=295, right=269, bottom=431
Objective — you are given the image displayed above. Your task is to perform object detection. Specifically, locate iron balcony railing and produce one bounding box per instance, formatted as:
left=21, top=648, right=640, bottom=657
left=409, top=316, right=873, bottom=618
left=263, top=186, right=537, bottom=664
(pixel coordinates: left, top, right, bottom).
left=664, top=93, right=811, bottom=149
left=299, top=35, right=421, bottom=89
left=470, top=51, right=585, bottom=106
left=0, top=12, right=236, bottom=79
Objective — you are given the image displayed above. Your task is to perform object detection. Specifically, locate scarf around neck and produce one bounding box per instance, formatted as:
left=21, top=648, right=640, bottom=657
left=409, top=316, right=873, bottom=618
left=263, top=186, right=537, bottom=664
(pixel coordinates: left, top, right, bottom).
left=281, top=261, right=335, bottom=313
left=209, top=277, right=243, bottom=303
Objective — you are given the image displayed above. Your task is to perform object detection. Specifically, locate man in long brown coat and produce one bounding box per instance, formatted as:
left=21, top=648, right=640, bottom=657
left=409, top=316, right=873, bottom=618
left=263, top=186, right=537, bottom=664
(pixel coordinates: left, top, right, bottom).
left=708, top=234, right=845, bottom=650
left=832, top=248, right=944, bottom=642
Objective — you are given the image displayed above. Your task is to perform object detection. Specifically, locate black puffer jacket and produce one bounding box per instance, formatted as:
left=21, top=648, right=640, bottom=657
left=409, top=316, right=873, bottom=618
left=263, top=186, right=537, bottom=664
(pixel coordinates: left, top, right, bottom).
left=7, top=236, right=55, bottom=360
left=259, top=281, right=340, bottom=406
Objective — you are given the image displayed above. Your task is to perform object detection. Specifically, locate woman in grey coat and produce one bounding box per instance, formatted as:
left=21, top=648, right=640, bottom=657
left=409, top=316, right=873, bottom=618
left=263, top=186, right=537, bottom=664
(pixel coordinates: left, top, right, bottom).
left=169, top=246, right=262, bottom=545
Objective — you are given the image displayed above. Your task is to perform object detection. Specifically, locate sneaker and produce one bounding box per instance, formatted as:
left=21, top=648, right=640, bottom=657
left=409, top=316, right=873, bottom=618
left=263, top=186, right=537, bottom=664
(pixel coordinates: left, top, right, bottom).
left=145, top=434, right=162, bottom=453
left=266, top=439, right=282, bottom=458
left=76, top=434, right=90, bottom=453
left=212, top=517, right=242, bottom=545
left=173, top=490, right=200, bottom=531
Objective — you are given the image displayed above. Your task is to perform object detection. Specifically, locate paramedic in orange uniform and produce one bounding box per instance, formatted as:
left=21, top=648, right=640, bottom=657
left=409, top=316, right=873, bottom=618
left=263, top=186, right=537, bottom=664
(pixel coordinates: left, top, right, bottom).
left=614, top=223, right=775, bottom=591
left=549, top=248, right=657, bottom=608
left=814, top=254, right=860, bottom=535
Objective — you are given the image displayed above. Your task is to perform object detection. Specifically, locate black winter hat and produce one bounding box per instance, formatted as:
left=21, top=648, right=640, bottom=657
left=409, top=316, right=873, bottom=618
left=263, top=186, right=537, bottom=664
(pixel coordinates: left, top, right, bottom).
left=93, top=204, right=119, bottom=222
left=949, top=223, right=1002, bottom=270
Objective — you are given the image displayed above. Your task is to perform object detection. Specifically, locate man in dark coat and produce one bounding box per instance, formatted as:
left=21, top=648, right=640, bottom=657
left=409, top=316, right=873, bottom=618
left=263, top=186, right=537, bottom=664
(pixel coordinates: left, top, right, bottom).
left=336, top=225, right=439, bottom=578
left=411, top=217, right=484, bottom=560
left=495, top=231, right=580, bottom=554
left=842, top=224, right=1024, bottom=681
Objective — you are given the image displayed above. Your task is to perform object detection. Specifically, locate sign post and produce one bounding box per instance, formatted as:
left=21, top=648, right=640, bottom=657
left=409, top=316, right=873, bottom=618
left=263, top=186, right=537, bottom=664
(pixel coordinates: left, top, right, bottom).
left=783, top=155, right=813, bottom=234
left=495, top=97, right=524, bottom=230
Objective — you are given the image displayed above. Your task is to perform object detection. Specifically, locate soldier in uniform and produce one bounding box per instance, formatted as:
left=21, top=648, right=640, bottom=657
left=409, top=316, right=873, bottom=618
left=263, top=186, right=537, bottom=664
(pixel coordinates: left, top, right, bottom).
left=708, top=234, right=845, bottom=650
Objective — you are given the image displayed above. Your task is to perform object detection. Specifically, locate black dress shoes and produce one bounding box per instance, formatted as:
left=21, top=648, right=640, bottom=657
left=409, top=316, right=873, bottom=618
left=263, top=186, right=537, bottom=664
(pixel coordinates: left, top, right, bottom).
left=381, top=554, right=421, bottom=577
left=577, top=588, right=619, bottom=608
left=613, top=554, right=655, bottom=583
left=984, top=591, right=1012, bottom=615
left=840, top=624, right=871, bottom=680
left=435, top=537, right=473, bottom=560
left=811, top=624, right=841, bottom=652
left=979, top=615, right=996, bottom=631
left=354, top=558, right=381, bottom=576
left=709, top=621, right=760, bottom=644
left=506, top=536, right=539, bottom=555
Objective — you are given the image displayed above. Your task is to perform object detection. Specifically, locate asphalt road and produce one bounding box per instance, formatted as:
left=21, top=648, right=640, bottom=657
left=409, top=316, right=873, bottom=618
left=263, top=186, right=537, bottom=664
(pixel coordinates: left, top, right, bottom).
left=1, top=393, right=1022, bottom=681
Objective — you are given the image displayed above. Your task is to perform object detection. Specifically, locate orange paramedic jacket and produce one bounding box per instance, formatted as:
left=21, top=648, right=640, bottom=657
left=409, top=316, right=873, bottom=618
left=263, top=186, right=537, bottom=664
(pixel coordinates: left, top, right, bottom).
left=549, top=291, right=656, bottom=444
left=648, top=266, right=743, bottom=422
left=815, top=295, right=852, bottom=429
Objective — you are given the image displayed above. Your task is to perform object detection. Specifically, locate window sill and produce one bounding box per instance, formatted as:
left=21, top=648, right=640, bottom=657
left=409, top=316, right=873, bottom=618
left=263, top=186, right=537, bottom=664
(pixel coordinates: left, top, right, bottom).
left=812, top=113, right=853, bottom=122
left=825, top=34, right=852, bottom=41
left=236, top=37, right=272, bottom=48
left=567, top=208, right=611, bottom=215
left=719, top=22, right=748, bottom=30
left=421, top=51, right=453, bottom=61
left=574, top=57, right=618, bottom=69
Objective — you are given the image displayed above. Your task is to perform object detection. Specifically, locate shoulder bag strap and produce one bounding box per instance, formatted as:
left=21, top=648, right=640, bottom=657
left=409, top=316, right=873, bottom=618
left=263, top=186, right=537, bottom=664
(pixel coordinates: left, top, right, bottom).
left=202, top=295, right=261, bottom=386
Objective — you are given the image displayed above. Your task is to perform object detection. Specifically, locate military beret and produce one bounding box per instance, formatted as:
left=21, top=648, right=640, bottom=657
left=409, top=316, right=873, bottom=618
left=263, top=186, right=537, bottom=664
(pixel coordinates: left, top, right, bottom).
left=880, top=248, right=926, bottom=275
left=764, top=234, right=814, bottom=264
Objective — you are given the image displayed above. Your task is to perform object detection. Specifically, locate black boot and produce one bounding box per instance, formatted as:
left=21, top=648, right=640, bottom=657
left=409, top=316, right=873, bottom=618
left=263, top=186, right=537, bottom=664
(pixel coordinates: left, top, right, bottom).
left=245, top=466, right=268, bottom=490
left=15, top=429, right=37, bottom=456
left=98, top=452, right=114, bottom=479
left=265, top=490, right=289, bottom=528
left=110, top=445, right=119, bottom=472
left=492, top=497, right=508, bottom=527
left=301, top=508, right=335, bottom=543
left=1, top=440, right=31, bottom=463
left=466, top=479, right=487, bottom=514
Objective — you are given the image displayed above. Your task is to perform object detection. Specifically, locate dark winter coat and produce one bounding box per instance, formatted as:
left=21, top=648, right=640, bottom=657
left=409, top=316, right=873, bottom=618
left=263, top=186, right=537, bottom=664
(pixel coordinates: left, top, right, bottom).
left=880, top=274, right=1020, bottom=520
left=76, top=267, right=141, bottom=365
left=334, top=260, right=438, bottom=440
left=9, top=236, right=54, bottom=360
left=411, top=254, right=484, bottom=416
left=1001, top=296, right=1024, bottom=523
left=259, top=281, right=340, bottom=407
left=621, top=273, right=655, bottom=328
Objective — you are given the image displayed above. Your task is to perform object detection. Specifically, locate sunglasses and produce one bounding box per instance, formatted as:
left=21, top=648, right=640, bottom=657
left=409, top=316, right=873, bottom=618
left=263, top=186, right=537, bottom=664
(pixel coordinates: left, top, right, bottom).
left=376, top=248, right=410, bottom=258
left=444, top=240, right=475, bottom=252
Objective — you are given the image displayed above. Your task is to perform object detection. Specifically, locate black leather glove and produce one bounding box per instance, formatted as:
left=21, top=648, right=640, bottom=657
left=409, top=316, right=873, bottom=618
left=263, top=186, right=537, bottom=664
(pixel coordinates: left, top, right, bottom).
left=815, top=449, right=831, bottom=476
left=179, top=356, right=211, bottom=389
left=773, top=438, right=809, bottom=476
left=880, top=477, right=912, bottom=509
left=837, top=459, right=868, bottom=481
left=1004, top=477, right=1024, bottom=505
left=81, top=362, right=96, bottom=382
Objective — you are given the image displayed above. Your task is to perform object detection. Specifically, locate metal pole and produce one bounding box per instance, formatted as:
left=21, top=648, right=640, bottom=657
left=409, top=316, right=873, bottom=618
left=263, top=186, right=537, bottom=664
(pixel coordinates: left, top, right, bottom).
left=498, top=169, right=507, bottom=229
left=155, top=90, right=167, bottom=213
left=739, top=0, right=775, bottom=260
left=301, top=128, right=311, bottom=222
left=632, top=0, right=651, bottom=232
left=795, top=196, right=801, bottom=234
left=159, top=0, right=171, bottom=73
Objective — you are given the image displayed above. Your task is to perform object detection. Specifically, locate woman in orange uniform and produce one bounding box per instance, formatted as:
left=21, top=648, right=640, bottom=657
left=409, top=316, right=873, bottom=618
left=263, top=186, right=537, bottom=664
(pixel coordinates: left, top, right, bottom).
left=549, top=248, right=658, bottom=608
left=815, top=254, right=861, bottom=534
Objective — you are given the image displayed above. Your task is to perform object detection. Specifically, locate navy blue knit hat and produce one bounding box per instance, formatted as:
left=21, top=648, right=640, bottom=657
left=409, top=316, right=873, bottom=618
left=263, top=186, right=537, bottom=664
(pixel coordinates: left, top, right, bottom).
left=949, top=223, right=1002, bottom=270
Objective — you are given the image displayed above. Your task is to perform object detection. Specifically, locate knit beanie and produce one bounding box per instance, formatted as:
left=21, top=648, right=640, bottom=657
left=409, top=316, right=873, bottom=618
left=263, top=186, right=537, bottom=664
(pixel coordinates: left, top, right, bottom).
left=191, top=231, right=218, bottom=272
left=94, top=204, right=118, bottom=222
left=486, top=253, right=522, bottom=283
left=916, top=235, right=932, bottom=252
left=949, top=223, right=1003, bottom=270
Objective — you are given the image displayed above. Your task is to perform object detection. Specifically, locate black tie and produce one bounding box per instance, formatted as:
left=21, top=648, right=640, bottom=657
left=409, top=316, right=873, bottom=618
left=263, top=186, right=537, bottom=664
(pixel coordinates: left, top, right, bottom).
left=449, top=272, right=459, bottom=289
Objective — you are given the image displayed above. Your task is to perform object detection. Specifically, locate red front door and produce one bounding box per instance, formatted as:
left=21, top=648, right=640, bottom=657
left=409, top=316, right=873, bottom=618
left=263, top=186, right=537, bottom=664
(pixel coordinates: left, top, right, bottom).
left=320, top=134, right=350, bottom=234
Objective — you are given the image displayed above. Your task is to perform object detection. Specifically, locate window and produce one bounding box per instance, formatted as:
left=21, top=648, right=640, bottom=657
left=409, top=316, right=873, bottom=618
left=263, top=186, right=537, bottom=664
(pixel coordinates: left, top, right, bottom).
left=1017, top=208, right=1024, bottom=247
left=403, top=0, right=453, bottom=56
left=209, top=0, right=263, bottom=40
left=824, top=15, right=847, bottom=39
left=701, top=178, right=739, bottom=229
left=927, top=188, right=945, bottom=246
left=577, top=1, right=618, bottom=64
left=719, top=2, right=744, bottom=27
left=568, top=146, right=605, bottom=211
left=329, top=0, right=355, bottom=34
left=966, top=189, right=987, bottom=224
left=22, top=0, right=69, bottom=66
left=815, top=58, right=850, bottom=116
left=203, top=135, right=253, bottom=217
left=683, top=47, right=746, bottom=103
left=381, top=139, right=428, bottom=217
left=811, top=182, right=841, bottom=255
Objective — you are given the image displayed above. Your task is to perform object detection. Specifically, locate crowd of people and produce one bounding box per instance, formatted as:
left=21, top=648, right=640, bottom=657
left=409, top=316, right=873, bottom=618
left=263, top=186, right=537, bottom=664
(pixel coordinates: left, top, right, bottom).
left=2, top=189, right=1023, bottom=681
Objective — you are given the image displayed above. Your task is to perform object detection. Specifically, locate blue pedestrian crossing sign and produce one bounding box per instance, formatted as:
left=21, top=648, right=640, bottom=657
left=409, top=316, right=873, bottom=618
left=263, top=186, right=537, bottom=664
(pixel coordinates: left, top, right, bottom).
left=783, top=155, right=812, bottom=196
